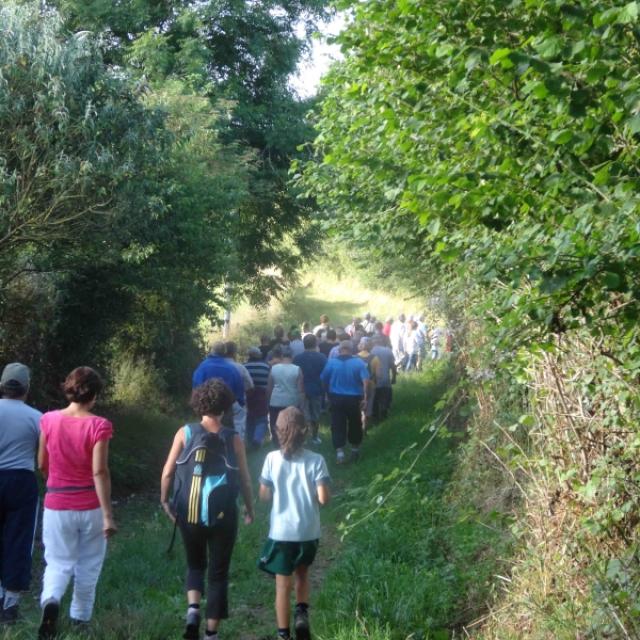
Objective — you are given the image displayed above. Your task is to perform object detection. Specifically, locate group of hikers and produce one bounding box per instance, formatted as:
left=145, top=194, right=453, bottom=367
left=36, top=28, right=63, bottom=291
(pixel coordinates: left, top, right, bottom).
left=196, top=312, right=447, bottom=463
left=0, top=311, right=448, bottom=640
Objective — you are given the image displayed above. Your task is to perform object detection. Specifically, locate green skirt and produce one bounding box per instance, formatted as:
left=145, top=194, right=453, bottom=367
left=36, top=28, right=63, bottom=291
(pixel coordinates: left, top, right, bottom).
left=257, top=538, right=319, bottom=576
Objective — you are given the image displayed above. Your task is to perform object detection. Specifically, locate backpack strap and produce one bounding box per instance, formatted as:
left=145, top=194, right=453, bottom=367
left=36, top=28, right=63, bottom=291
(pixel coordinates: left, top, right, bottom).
left=166, top=517, right=178, bottom=555
left=176, top=423, right=205, bottom=464
left=218, top=428, right=239, bottom=470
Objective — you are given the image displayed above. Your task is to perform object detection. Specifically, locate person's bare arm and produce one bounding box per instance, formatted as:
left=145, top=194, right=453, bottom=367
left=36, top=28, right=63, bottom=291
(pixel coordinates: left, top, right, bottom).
left=93, top=440, right=117, bottom=537
left=259, top=483, right=273, bottom=502
left=234, top=434, right=255, bottom=524
left=160, top=428, right=185, bottom=522
left=266, top=373, right=274, bottom=405
left=38, top=432, right=48, bottom=479
left=317, top=483, right=331, bottom=506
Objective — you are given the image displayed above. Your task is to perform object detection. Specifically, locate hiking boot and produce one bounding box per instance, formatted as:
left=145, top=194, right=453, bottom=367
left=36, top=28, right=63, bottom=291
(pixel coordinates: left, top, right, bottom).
left=0, top=604, right=19, bottom=625
left=38, top=599, right=59, bottom=640
left=183, top=608, right=200, bottom=640
left=336, top=449, right=345, bottom=465
left=350, top=449, right=360, bottom=463
left=294, top=605, right=310, bottom=640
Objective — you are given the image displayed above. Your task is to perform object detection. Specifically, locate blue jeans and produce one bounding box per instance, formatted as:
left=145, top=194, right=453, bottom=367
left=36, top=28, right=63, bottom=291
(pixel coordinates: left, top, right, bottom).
left=246, top=415, right=268, bottom=446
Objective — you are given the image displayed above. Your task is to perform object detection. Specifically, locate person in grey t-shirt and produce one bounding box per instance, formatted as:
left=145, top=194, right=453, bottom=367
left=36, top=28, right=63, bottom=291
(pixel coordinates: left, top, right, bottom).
left=0, top=363, right=41, bottom=623
left=371, top=336, right=396, bottom=422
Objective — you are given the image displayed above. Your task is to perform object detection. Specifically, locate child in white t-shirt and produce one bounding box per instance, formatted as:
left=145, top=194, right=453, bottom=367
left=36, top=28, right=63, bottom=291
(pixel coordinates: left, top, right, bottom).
left=258, top=407, right=330, bottom=640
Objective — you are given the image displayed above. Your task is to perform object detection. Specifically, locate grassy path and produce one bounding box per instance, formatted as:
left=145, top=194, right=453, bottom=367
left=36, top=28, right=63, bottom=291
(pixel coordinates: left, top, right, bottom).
left=2, top=279, right=503, bottom=640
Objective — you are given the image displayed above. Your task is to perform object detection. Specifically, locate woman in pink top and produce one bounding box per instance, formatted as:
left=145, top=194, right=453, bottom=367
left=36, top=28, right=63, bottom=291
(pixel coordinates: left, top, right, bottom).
left=37, top=367, right=116, bottom=639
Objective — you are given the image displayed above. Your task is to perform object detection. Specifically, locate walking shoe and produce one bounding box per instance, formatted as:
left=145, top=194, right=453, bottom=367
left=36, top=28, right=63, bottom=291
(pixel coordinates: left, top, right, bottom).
left=70, top=618, right=91, bottom=630
left=183, top=607, right=200, bottom=640
left=336, top=449, right=346, bottom=464
left=294, top=605, right=310, bottom=640
left=38, top=599, right=59, bottom=640
left=350, top=448, right=360, bottom=463
left=0, top=605, right=19, bottom=624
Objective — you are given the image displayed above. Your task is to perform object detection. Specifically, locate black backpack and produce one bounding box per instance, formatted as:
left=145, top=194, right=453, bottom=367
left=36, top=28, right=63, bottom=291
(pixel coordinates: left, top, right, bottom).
left=171, top=423, right=239, bottom=528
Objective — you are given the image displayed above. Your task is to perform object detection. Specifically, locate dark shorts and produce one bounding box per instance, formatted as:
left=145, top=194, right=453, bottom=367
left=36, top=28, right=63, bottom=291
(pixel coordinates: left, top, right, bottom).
left=257, top=538, right=319, bottom=576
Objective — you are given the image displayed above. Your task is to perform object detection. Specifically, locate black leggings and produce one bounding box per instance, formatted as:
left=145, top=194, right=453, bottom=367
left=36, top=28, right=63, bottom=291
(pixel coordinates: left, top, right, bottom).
left=178, top=509, right=238, bottom=620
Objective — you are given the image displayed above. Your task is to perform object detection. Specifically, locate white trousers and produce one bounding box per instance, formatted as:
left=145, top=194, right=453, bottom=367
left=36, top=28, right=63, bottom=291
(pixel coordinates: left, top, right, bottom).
left=232, top=401, right=247, bottom=441
left=41, top=508, right=107, bottom=621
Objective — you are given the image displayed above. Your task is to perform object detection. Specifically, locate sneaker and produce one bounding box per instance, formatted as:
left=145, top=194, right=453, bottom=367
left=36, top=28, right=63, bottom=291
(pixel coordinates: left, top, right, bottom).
left=336, top=449, right=345, bottom=465
left=38, top=599, right=59, bottom=640
left=0, top=605, right=19, bottom=625
left=350, top=449, right=360, bottom=463
left=311, top=436, right=322, bottom=445
left=183, top=608, right=200, bottom=640
left=294, top=606, right=310, bottom=639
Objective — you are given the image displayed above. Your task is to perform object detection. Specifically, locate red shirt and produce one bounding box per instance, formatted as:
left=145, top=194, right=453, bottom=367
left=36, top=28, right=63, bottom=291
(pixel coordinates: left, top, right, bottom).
left=41, top=411, right=113, bottom=510
left=383, top=322, right=392, bottom=337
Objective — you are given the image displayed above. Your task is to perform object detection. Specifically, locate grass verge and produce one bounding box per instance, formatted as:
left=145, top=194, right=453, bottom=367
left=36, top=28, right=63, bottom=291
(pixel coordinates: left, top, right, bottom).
left=313, top=362, right=509, bottom=640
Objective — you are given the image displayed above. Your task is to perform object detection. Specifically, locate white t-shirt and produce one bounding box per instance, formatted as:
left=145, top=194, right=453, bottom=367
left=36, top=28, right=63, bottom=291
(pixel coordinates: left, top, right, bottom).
left=269, top=363, right=301, bottom=407
left=259, top=449, right=330, bottom=541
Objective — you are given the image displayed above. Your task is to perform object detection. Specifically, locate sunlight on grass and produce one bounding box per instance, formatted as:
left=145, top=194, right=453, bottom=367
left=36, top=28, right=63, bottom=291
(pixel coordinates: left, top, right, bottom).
left=204, top=267, right=429, bottom=353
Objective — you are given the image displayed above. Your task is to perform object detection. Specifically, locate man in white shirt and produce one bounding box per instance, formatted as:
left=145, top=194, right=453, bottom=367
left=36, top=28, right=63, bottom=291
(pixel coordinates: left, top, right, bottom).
left=389, top=314, right=407, bottom=369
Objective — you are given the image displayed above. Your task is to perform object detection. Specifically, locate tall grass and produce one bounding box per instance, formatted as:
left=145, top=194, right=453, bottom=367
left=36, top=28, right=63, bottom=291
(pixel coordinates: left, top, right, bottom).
left=313, top=363, right=507, bottom=640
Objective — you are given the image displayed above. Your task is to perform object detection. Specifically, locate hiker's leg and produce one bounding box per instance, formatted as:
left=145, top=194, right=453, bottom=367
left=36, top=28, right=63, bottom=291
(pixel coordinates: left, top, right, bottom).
left=1, top=471, right=38, bottom=593
left=329, top=395, right=347, bottom=450
left=275, top=574, right=293, bottom=630
left=346, top=397, right=364, bottom=448
left=253, top=416, right=268, bottom=446
left=293, top=565, right=310, bottom=605
left=180, top=523, right=207, bottom=639
left=269, top=407, right=284, bottom=448
left=69, top=508, right=106, bottom=621
left=245, top=415, right=256, bottom=445
left=305, top=396, right=321, bottom=439
left=204, top=511, right=238, bottom=631
left=41, top=509, right=78, bottom=606
left=179, top=522, right=207, bottom=600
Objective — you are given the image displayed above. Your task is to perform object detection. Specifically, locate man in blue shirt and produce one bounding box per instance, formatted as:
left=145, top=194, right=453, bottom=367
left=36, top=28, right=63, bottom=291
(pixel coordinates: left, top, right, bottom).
left=320, top=341, right=369, bottom=463
left=192, top=342, right=245, bottom=429
left=293, top=334, right=327, bottom=445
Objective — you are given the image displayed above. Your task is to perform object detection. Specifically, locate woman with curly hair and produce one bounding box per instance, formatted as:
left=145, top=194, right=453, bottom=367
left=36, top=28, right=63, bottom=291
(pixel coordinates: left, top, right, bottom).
left=160, top=378, right=254, bottom=640
left=37, top=366, right=116, bottom=639
left=257, top=407, right=331, bottom=640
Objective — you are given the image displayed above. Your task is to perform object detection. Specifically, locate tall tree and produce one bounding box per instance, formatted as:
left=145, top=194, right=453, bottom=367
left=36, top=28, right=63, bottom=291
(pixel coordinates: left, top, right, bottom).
left=50, top=0, right=330, bottom=301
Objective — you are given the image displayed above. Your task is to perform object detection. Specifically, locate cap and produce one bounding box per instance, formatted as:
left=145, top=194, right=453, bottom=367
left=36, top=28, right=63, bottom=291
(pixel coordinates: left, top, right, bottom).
left=247, top=346, right=262, bottom=359
left=1, top=363, right=30, bottom=390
